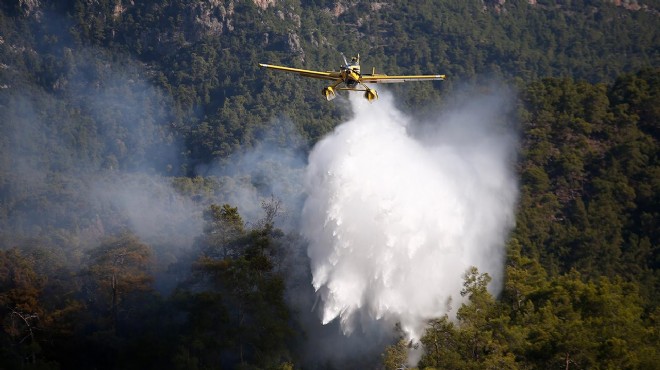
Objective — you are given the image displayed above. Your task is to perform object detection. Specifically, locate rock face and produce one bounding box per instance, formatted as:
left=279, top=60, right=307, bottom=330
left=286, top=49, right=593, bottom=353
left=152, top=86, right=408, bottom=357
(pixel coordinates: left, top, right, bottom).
left=609, top=0, right=642, bottom=10
left=253, top=0, right=276, bottom=10
left=113, top=1, right=134, bottom=19
left=287, top=32, right=302, bottom=54
left=19, top=0, right=42, bottom=17
left=189, top=0, right=235, bottom=39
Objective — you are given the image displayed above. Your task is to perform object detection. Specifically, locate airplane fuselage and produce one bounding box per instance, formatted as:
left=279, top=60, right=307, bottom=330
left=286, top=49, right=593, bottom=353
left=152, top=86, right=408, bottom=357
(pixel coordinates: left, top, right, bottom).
left=341, top=65, right=361, bottom=88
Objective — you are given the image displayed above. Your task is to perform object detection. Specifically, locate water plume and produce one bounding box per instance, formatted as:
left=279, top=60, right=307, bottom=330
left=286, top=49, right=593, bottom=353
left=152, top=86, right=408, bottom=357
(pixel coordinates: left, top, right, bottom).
left=301, top=88, right=518, bottom=346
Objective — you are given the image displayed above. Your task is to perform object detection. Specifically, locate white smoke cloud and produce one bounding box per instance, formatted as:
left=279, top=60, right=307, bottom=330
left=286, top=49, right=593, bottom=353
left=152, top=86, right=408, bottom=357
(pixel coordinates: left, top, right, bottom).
left=91, top=173, right=203, bottom=251
left=200, top=118, right=308, bottom=229
left=301, top=89, right=518, bottom=347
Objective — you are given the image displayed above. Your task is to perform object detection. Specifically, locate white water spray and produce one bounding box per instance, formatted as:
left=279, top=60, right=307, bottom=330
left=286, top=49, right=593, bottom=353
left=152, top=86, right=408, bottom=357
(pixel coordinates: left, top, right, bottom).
left=301, top=90, right=518, bottom=344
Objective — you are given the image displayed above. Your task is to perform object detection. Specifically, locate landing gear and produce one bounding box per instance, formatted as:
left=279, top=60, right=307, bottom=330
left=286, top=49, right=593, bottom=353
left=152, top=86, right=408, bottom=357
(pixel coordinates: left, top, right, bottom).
left=321, top=81, right=378, bottom=102
left=363, top=88, right=378, bottom=102
left=322, top=86, right=336, bottom=101
left=322, top=80, right=343, bottom=101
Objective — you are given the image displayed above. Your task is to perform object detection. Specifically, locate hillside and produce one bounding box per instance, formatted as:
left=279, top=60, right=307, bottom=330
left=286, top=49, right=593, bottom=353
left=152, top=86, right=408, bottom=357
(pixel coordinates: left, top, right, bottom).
left=0, top=0, right=658, bottom=369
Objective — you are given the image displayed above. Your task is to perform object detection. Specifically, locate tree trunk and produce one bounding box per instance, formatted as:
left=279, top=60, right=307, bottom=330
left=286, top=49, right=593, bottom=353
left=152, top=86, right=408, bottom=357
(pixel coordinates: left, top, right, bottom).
left=111, top=272, right=118, bottom=332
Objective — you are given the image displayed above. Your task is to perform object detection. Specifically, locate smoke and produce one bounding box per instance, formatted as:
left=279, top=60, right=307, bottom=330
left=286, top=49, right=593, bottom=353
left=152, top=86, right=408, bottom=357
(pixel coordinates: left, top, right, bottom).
left=301, top=88, right=518, bottom=351
left=91, top=174, right=203, bottom=250
left=199, top=118, right=308, bottom=230
left=0, top=32, right=200, bottom=260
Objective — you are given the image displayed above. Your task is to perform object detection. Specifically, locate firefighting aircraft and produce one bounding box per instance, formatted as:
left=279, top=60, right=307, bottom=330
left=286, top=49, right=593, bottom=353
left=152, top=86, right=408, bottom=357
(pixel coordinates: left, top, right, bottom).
left=258, top=53, right=445, bottom=102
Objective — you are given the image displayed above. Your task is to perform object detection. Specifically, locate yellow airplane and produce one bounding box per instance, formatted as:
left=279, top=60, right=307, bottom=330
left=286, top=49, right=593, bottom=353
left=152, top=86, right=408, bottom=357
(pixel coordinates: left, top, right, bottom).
left=259, top=53, right=445, bottom=102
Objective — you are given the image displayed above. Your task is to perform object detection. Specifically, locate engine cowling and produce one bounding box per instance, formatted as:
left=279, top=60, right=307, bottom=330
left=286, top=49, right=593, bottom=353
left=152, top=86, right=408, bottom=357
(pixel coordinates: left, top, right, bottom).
left=364, top=88, right=378, bottom=102
left=322, top=86, right=336, bottom=101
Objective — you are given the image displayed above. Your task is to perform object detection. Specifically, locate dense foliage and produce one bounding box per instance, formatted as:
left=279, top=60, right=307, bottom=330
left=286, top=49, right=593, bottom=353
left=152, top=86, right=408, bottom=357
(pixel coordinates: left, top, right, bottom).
left=0, top=0, right=658, bottom=369
left=383, top=67, right=659, bottom=370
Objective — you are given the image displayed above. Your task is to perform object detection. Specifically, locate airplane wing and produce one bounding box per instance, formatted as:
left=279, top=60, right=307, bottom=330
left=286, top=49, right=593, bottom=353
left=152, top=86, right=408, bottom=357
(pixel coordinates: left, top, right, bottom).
left=361, top=73, right=446, bottom=83
left=259, top=63, right=341, bottom=81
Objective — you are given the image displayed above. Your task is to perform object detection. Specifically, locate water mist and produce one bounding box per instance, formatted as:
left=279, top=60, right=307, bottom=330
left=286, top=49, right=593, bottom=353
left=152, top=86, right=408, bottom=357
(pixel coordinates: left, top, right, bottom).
left=301, top=89, right=518, bottom=354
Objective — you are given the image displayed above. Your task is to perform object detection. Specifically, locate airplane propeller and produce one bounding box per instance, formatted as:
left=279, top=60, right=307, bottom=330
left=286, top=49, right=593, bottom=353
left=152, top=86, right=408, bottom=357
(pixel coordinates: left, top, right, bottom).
left=340, top=52, right=349, bottom=69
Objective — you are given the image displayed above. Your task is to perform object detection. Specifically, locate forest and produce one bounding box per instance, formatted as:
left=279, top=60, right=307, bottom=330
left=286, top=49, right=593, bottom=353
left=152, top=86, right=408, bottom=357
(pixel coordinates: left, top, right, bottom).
left=0, top=0, right=658, bottom=369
